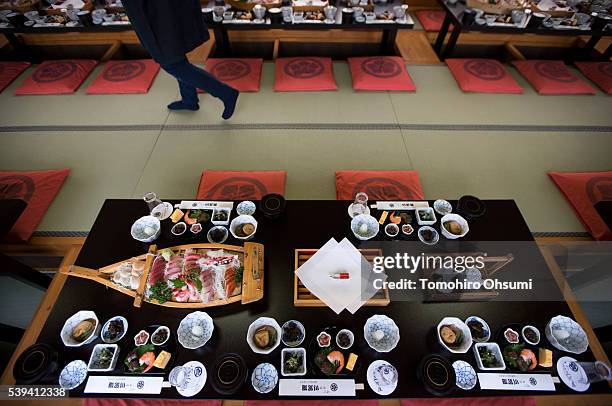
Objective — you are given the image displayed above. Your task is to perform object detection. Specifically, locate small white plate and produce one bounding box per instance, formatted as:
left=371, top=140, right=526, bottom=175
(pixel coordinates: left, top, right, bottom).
left=151, top=202, right=173, bottom=220
left=59, top=360, right=87, bottom=390
left=176, top=361, right=207, bottom=397
left=453, top=360, right=477, bottom=390
left=367, top=360, right=398, bottom=396
left=557, top=356, right=590, bottom=392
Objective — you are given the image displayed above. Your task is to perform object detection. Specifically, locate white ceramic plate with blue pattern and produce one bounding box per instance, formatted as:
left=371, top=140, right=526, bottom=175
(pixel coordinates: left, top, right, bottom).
left=364, top=315, right=400, bottom=352
left=251, top=363, right=278, bottom=394
left=59, top=360, right=87, bottom=390
left=453, top=360, right=477, bottom=390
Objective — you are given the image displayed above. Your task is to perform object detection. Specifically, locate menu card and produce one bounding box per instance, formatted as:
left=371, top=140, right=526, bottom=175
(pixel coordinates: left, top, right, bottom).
left=295, top=238, right=383, bottom=314
left=174, top=201, right=234, bottom=210
left=84, top=376, right=163, bottom=394
left=279, top=379, right=356, bottom=396
left=477, top=373, right=555, bottom=391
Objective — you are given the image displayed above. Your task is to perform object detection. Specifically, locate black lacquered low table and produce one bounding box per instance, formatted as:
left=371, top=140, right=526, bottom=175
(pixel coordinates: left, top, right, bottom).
left=433, top=0, right=612, bottom=60
left=31, top=199, right=612, bottom=400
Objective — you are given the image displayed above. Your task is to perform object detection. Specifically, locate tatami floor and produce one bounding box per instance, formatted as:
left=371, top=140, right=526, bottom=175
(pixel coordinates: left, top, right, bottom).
left=0, top=62, right=611, bottom=235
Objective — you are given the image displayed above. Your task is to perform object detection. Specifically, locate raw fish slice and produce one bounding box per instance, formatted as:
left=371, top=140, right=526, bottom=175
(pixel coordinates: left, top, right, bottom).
left=185, top=279, right=201, bottom=301
left=172, top=286, right=190, bottom=302
left=148, top=256, right=167, bottom=285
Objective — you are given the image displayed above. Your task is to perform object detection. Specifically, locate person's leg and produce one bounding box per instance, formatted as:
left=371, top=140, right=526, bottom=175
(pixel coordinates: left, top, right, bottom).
left=162, top=58, right=239, bottom=119
left=167, top=79, right=200, bottom=111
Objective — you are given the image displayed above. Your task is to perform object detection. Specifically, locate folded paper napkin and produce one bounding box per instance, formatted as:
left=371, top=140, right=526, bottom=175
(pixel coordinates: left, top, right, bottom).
left=295, top=238, right=384, bottom=314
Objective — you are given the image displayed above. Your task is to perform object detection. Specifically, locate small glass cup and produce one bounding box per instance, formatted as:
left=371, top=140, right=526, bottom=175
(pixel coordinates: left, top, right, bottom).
left=143, top=192, right=162, bottom=212
left=354, top=192, right=368, bottom=206
left=579, top=361, right=611, bottom=384
left=350, top=203, right=367, bottom=217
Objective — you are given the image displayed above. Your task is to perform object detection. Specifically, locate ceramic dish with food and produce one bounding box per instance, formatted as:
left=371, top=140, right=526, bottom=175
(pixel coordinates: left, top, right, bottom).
left=207, top=226, right=228, bottom=244
left=384, top=223, right=399, bottom=238
left=473, top=342, right=506, bottom=370
left=171, top=222, right=187, bottom=236
left=211, top=209, right=231, bottom=225
left=236, top=200, right=256, bottom=216
left=281, top=347, right=307, bottom=376
left=416, top=208, right=437, bottom=225
left=437, top=317, right=472, bottom=354
left=281, top=320, right=305, bottom=347
left=351, top=214, right=379, bottom=240
left=465, top=316, right=491, bottom=343
left=440, top=213, right=469, bottom=239
left=101, top=316, right=128, bottom=344
left=522, top=325, right=540, bottom=345
left=60, top=311, right=99, bottom=347
left=177, top=311, right=214, bottom=350
left=131, top=216, right=161, bottom=243
left=247, top=317, right=281, bottom=354
left=125, top=325, right=176, bottom=374
left=87, top=344, right=119, bottom=372
left=336, top=329, right=354, bottom=350
left=364, top=315, right=400, bottom=353
left=418, top=226, right=439, bottom=245
left=229, top=215, right=258, bottom=240
left=310, top=327, right=360, bottom=376
left=151, top=326, right=171, bottom=346
left=545, top=315, right=588, bottom=354
left=502, top=343, right=537, bottom=372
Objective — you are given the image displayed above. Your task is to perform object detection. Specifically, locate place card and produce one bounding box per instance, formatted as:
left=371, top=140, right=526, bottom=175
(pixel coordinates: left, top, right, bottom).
left=279, top=378, right=356, bottom=396
left=371, top=201, right=430, bottom=211
left=477, top=373, right=555, bottom=391
left=84, top=376, right=163, bottom=394
left=174, top=200, right=234, bottom=210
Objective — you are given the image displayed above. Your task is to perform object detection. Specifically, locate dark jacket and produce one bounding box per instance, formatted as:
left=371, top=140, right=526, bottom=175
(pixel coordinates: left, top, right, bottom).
left=122, top=0, right=210, bottom=65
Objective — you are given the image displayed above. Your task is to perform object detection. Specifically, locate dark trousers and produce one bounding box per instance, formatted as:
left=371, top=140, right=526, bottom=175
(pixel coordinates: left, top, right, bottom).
left=161, top=58, right=236, bottom=107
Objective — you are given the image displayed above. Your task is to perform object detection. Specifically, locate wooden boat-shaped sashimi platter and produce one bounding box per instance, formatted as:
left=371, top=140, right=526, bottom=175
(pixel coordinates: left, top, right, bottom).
left=61, top=243, right=264, bottom=309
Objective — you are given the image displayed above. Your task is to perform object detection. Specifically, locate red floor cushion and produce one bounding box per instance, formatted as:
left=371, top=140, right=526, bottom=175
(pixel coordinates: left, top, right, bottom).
left=548, top=171, right=612, bottom=240
left=204, top=58, right=263, bottom=92
left=0, top=168, right=70, bottom=242
left=348, top=56, right=416, bottom=91
left=335, top=170, right=425, bottom=201
left=0, top=61, right=30, bottom=93
left=15, top=60, right=97, bottom=95
left=86, top=59, right=160, bottom=94
left=274, top=57, right=337, bottom=92
left=415, top=10, right=452, bottom=32
left=512, top=60, right=596, bottom=95
left=401, top=397, right=535, bottom=406
left=197, top=170, right=286, bottom=200
left=446, top=59, right=523, bottom=94
left=574, top=61, right=612, bottom=94
left=83, top=400, right=221, bottom=406
left=246, top=401, right=378, bottom=406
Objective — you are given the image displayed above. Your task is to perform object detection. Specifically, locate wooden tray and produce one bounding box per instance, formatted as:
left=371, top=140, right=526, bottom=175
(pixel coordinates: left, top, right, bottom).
left=62, top=242, right=264, bottom=309
left=226, top=0, right=282, bottom=11
left=45, top=0, right=93, bottom=15
left=294, top=248, right=389, bottom=307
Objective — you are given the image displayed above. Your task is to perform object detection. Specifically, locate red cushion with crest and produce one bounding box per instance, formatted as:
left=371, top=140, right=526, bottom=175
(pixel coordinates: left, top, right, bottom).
left=574, top=62, right=612, bottom=94
left=0, top=168, right=70, bottom=242
left=15, top=60, right=97, bottom=95
left=86, top=59, right=160, bottom=94
left=335, top=170, right=424, bottom=201
left=548, top=171, right=612, bottom=241
left=196, top=170, right=286, bottom=200
left=415, top=10, right=453, bottom=32
left=0, top=61, right=30, bottom=93
left=348, top=56, right=416, bottom=91
left=203, top=58, right=263, bottom=92
left=512, top=60, right=596, bottom=95
left=274, top=57, right=337, bottom=92
left=446, top=59, right=523, bottom=94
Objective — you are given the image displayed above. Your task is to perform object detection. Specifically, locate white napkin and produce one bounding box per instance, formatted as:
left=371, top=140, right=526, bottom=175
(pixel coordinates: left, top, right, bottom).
left=296, top=238, right=384, bottom=314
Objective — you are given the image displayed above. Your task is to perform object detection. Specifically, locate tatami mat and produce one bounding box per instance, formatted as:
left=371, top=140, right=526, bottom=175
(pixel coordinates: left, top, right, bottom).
left=0, top=130, right=161, bottom=231
left=164, top=63, right=398, bottom=126
left=0, top=65, right=178, bottom=127
left=132, top=129, right=411, bottom=200
left=2, top=62, right=611, bottom=128
left=402, top=129, right=612, bottom=233
left=391, top=65, right=612, bottom=127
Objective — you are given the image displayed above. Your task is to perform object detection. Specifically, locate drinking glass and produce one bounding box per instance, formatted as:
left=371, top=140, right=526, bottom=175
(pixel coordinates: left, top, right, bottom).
left=143, top=192, right=162, bottom=213
left=351, top=203, right=367, bottom=217
left=579, top=361, right=611, bottom=384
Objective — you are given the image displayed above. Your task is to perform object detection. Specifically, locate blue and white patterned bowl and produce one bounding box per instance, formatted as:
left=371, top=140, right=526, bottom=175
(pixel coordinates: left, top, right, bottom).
left=364, top=315, right=400, bottom=353
left=177, top=311, right=214, bottom=350
left=237, top=200, right=257, bottom=216
left=130, top=215, right=161, bottom=243
left=453, top=360, right=477, bottom=390
left=351, top=214, right=379, bottom=241
left=59, top=360, right=87, bottom=390
left=251, top=363, right=278, bottom=394
left=546, top=315, right=588, bottom=354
